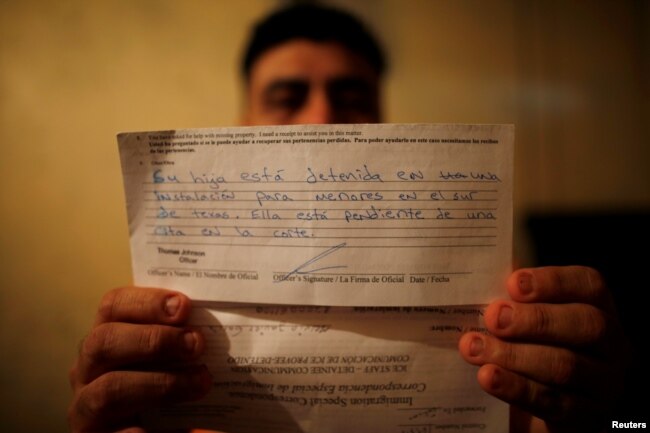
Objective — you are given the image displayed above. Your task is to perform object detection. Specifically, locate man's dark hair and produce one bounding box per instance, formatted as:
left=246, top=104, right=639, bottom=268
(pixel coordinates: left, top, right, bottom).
left=242, top=2, right=386, bottom=80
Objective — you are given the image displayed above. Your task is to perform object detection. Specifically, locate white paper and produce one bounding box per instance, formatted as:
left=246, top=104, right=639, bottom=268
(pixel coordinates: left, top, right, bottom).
left=118, top=123, right=513, bottom=306
left=118, top=124, right=513, bottom=432
left=144, top=305, right=508, bottom=433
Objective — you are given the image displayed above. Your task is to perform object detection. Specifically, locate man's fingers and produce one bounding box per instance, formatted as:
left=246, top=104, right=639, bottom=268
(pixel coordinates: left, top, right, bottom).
left=458, top=333, right=616, bottom=393
left=475, top=364, right=607, bottom=430
left=95, top=287, right=191, bottom=326
left=69, top=287, right=204, bottom=433
left=77, top=323, right=205, bottom=384
left=483, top=301, right=609, bottom=348
left=69, top=366, right=212, bottom=432
left=507, top=266, right=611, bottom=308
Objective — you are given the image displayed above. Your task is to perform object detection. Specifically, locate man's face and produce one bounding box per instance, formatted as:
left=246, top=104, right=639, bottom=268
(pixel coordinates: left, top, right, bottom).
left=243, top=40, right=381, bottom=125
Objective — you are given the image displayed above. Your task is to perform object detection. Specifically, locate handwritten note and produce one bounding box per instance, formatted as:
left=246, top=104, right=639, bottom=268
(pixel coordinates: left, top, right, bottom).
left=143, top=305, right=508, bottom=433
left=118, top=123, right=513, bottom=306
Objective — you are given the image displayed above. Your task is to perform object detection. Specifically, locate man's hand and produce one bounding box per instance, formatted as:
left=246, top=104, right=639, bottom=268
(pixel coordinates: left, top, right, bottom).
left=68, top=287, right=212, bottom=433
left=459, top=266, right=629, bottom=433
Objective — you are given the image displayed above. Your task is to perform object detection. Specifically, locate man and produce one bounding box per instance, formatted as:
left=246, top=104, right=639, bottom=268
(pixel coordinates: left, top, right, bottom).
left=68, top=4, right=629, bottom=433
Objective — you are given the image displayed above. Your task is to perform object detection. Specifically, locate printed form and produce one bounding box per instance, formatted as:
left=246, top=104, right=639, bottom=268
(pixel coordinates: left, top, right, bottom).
left=118, top=123, right=513, bottom=432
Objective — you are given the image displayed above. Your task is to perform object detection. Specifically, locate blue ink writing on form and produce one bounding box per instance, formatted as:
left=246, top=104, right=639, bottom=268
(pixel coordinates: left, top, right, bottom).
left=275, top=243, right=348, bottom=283
left=305, top=165, right=383, bottom=183
left=152, top=170, right=179, bottom=184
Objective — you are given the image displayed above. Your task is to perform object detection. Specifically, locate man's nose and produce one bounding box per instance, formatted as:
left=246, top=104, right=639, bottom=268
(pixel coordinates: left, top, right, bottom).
left=295, top=90, right=334, bottom=124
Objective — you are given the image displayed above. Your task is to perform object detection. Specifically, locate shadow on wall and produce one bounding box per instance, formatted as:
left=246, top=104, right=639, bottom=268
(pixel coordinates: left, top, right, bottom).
left=527, top=210, right=649, bottom=420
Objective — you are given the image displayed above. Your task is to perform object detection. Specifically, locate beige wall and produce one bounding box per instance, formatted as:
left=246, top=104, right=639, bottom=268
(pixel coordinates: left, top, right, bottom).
left=0, top=1, right=647, bottom=431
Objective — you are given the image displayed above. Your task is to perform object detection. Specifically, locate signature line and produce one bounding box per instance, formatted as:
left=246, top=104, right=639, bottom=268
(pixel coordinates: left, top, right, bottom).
left=274, top=243, right=348, bottom=283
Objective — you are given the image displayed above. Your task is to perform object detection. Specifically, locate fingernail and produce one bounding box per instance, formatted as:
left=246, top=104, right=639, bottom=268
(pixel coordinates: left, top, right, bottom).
left=165, top=296, right=180, bottom=316
left=184, top=331, right=198, bottom=354
left=470, top=337, right=484, bottom=356
left=518, top=272, right=533, bottom=295
left=497, top=305, right=513, bottom=329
